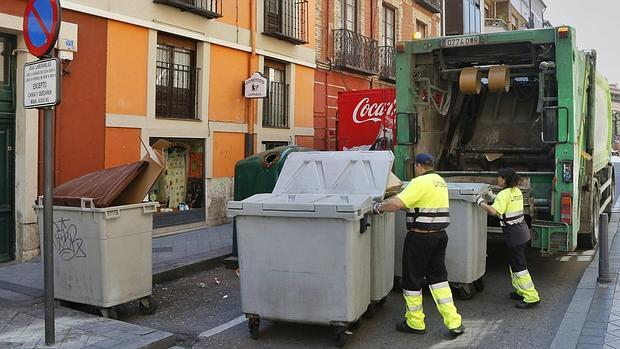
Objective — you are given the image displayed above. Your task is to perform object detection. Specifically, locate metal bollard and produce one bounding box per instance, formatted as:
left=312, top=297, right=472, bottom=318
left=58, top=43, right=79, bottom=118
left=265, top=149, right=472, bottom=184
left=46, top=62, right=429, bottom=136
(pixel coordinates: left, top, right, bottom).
left=598, top=213, right=613, bottom=283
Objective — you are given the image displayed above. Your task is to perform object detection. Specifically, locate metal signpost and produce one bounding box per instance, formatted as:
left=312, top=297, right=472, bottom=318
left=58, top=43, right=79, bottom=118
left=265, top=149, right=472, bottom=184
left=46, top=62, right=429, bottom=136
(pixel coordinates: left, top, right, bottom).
left=23, top=0, right=62, bottom=345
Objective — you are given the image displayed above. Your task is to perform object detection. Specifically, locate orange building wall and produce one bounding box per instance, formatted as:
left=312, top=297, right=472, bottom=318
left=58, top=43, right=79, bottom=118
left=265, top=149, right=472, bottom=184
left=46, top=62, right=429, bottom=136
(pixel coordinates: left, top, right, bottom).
left=218, top=0, right=250, bottom=29
left=106, top=20, right=148, bottom=116
left=212, top=132, right=245, bottom=178
left=209, top=45, right=249, bottom=123
left=104, top=128, right=142, bottom=168
left=295, top=136, right=314, bottom=149
left=295, top=65, right=315, bottom=128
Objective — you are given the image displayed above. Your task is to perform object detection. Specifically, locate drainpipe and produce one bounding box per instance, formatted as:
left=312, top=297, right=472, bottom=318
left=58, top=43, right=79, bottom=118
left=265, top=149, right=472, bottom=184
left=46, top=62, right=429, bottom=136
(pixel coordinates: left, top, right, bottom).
left=246, top=0, right=257, bottom=156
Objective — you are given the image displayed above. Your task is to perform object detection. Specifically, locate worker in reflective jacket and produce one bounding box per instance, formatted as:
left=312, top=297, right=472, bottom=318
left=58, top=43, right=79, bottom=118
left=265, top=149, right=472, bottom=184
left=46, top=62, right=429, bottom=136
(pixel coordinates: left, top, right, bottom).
left=476, top=167, right=541, bottom=309
left=372, top=153, right=464, bottom=337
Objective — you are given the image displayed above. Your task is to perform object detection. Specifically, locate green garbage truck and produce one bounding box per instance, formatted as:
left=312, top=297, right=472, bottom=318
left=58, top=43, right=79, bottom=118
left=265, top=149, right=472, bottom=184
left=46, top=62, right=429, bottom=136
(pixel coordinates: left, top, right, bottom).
left=394, top=26, right=614, bottom=254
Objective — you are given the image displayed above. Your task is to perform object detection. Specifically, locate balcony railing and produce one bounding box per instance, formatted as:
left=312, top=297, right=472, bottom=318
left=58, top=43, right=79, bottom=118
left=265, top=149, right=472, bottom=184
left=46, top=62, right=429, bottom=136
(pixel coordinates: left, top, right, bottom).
left=263, top=81, right=290, bottom=128
left=264, top=0, right=309, bottom=45
left=333, top=29, right=379, bottom=75
left=156, top=62, right=199, bottom=119
left=415, top=0, right=442, bottom=14
left=378, top=46, right=396, bottom=81
left=153, top=0, right=222, bottom=19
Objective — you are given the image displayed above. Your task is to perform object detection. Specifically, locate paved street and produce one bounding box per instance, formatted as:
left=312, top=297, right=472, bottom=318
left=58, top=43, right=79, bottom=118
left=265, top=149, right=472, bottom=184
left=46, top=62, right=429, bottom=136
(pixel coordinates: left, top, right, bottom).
left=122, top=241, right=594, bottom=348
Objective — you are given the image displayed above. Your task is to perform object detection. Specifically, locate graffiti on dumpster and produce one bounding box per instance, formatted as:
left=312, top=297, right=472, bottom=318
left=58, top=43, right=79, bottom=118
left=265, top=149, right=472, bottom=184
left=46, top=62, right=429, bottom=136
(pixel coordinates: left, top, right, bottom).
left=53, top=218, right=87, bottom=261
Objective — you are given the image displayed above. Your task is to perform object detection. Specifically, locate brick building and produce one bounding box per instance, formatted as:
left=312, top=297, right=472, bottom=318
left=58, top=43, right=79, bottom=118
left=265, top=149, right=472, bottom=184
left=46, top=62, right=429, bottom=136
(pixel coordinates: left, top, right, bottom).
left=313, top=0, right=442, bottom=150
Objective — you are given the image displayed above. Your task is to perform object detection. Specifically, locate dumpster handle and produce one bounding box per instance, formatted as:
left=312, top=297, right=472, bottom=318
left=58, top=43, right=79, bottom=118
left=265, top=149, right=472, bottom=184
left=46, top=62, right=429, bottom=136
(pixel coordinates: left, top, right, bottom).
left=104, top=209, right=122, bottom=219
left=80, top=198, right=95, bottom=210
left=143, top=203, right=158, bottom=214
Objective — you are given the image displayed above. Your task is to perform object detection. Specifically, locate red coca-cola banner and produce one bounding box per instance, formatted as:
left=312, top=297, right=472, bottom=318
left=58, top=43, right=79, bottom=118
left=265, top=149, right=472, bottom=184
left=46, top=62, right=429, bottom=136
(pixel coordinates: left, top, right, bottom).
left=337, top=88, right=396, bottom=151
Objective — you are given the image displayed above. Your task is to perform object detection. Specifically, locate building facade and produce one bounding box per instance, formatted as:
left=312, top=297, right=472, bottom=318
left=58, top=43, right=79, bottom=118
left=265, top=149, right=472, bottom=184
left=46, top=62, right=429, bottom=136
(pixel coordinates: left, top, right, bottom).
left=313, top=0, right=442, bottom=150
left=611, top=84, right=620, bottom=141
left=483, top=0, right=547, bottom=33
left=0, top=0, right=315, bottom=262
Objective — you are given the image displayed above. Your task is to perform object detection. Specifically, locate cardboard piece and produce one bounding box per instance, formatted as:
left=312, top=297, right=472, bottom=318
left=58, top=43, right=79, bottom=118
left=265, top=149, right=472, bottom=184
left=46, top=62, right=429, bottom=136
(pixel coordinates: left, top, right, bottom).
left=112, top=142, right=166, bottom=206
left=385, top=172, right=403, bottom=198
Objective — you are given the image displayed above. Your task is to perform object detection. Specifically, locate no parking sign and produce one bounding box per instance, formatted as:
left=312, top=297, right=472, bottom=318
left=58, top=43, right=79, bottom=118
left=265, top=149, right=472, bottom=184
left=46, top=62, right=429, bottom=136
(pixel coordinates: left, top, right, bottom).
left=23, top=0, right=61, bottom=58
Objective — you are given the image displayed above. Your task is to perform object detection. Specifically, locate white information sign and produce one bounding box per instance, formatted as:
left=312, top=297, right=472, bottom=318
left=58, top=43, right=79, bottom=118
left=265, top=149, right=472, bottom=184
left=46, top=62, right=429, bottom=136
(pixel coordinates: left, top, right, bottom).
left=244, top=72, right=268, bottom=99
left=24, top=58, right=61, bottom=109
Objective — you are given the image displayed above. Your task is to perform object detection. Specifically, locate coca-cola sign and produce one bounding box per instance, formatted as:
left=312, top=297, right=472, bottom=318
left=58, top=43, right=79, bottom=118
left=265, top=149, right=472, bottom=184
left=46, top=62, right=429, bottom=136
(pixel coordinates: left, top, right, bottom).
left=338, top=89, right=396, bottom=151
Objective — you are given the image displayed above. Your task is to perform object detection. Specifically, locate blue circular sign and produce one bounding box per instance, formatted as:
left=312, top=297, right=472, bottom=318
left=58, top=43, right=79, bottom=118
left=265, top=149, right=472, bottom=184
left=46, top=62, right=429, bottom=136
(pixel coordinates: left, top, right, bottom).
left=23, top=0, right=61, bottom=58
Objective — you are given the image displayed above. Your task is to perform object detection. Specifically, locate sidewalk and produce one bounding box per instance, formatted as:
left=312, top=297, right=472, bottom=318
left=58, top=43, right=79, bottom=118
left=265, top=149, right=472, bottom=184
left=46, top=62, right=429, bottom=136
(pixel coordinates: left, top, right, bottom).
left=0, top=224, right=232, bottom=348
left=551, top=202, right=620, bottom=349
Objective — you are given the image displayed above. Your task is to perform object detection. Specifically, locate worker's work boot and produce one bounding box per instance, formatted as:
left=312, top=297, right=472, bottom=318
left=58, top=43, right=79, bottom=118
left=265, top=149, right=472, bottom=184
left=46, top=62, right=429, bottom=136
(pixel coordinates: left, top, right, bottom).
left=395, top=321, right=426, bottom=335
left=449, top=324, right=465, bottom=337
left=515, top=300, right=540, bottom=309
left=429, top=281, right=463, bottom=331
left=402, top=289, right=426, bottom=332
left=509, top=291, right=524, bottom=300
left=511, top=269, right=541, bottom=304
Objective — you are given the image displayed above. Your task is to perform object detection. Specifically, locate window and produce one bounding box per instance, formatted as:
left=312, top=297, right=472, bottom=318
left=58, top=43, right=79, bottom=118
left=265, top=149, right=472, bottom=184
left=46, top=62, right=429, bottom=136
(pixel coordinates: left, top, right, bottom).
left=264, top=0, right=309, bottom=44
left=0, top=41, right=6, bottom=85
left=263, top=141, right=289, bottom=151
left=337, top=0, right=358, bottom=32
left=263, top=61, right=289, bottom=128
left=156, top=35, right=199, bottom=119
left=381, top=5, right=396, bottom=47
left=416, top=20, right=428, bottom=38
left=152, top=0, right=222, bottom=19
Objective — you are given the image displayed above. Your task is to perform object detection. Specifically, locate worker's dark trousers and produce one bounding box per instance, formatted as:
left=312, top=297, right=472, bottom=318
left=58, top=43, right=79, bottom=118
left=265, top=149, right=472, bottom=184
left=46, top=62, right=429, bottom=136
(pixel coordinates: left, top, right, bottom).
left=507, top=242, right=528, bottom=273
left=401, top=230, right=449, bottom=291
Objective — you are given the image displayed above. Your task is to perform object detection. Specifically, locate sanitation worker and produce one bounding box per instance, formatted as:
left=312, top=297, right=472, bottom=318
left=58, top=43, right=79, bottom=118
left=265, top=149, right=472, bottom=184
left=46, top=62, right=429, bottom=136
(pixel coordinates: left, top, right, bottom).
left=475, top=167, right=541, bottom=309
left=372, top=153, right=464, bottom=336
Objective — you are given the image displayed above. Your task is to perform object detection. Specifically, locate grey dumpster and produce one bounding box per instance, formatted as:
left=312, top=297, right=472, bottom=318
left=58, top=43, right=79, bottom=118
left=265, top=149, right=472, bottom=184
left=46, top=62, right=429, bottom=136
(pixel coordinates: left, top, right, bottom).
left=228, top=151, right=394, bottom=347
left=394, top=182, right=489, bottom=300
left=35, top=198, right=158, bottom=318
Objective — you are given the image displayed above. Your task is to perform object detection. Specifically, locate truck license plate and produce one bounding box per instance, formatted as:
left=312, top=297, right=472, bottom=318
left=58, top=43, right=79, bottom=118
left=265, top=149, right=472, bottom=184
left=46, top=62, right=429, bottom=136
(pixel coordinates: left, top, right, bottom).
left=442, top=36, right=480, bottom=47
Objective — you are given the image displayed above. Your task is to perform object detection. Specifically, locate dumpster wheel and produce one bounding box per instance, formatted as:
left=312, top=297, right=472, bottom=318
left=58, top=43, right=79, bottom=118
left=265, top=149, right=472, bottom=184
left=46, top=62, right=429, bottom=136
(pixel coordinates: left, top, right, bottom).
left=473, top=277, right=485, bottom=292
left=100, top=307, right=119, bottom=320
left=138, top=296, right=158, bottom=315
left=452, top=283, right=475, bottom=300
left=248, top=317, right=260, bottom=340
left=332, top=325, right=348, bottom=348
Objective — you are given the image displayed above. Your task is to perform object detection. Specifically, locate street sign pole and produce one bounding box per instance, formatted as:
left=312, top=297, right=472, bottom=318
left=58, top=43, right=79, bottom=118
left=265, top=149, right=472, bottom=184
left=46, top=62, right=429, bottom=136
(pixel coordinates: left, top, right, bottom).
left=22, top=0, right=62, bottom=345
left=43, top=105, right=55, bottom=344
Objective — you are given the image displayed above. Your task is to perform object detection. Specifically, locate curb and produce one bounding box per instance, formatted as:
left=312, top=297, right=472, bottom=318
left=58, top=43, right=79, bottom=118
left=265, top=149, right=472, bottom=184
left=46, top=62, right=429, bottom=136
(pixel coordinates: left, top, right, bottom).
left=153, top=253, right=231, bottom=284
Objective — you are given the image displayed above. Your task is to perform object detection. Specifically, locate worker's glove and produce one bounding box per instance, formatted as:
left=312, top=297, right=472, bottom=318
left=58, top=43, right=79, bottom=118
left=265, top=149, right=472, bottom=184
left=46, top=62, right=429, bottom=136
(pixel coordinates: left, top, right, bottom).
left=485, top=190, right=496, bottom=202
left=372, top=201, right=382, bottom=214
left=475, top=194, right=485, bottom=206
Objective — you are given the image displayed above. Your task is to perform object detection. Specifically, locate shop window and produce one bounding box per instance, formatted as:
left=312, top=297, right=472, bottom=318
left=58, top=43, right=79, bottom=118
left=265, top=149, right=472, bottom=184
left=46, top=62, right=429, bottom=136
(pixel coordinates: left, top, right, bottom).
left=150, top=138, right=205, bottom=228
left=156, top=34, right=199, bottom=120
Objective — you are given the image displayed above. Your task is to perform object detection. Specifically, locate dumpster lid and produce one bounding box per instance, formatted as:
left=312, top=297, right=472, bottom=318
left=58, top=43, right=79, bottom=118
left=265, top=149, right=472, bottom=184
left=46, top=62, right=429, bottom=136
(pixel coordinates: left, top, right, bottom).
left=272, top=151, right=394, bottom=199
left=53, top=161, right=148, bottom=208
left=227, top=194, right=371, bottom=220
left=447, top=183, right=491, bottom=199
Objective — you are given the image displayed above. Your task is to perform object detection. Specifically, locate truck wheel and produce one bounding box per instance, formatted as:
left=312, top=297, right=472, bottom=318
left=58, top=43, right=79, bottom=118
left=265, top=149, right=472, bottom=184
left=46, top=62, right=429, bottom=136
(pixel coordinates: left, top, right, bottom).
left=578, top=190, right=600, bottom=249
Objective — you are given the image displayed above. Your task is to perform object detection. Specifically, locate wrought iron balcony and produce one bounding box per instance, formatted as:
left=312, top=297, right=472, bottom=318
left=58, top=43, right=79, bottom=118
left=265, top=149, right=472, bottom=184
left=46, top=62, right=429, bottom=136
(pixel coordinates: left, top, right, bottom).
left=153, top=0, right=222, bottom=19
left=333, top=29, right=379, bottom=75
left=264, top=0, right=309, bottom=45
left=415, top=0, right=442, bottom=14
left=378, top=46, right=396, bottom=82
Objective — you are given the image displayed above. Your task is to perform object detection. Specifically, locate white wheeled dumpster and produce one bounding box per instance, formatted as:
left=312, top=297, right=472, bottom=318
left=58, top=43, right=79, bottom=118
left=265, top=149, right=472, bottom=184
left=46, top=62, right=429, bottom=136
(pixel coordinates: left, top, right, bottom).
left=35, top=198, right=158, bottom=317
left=228, top=151, right=394, bottom=347
left=394, top=182, right=489, bottom=300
